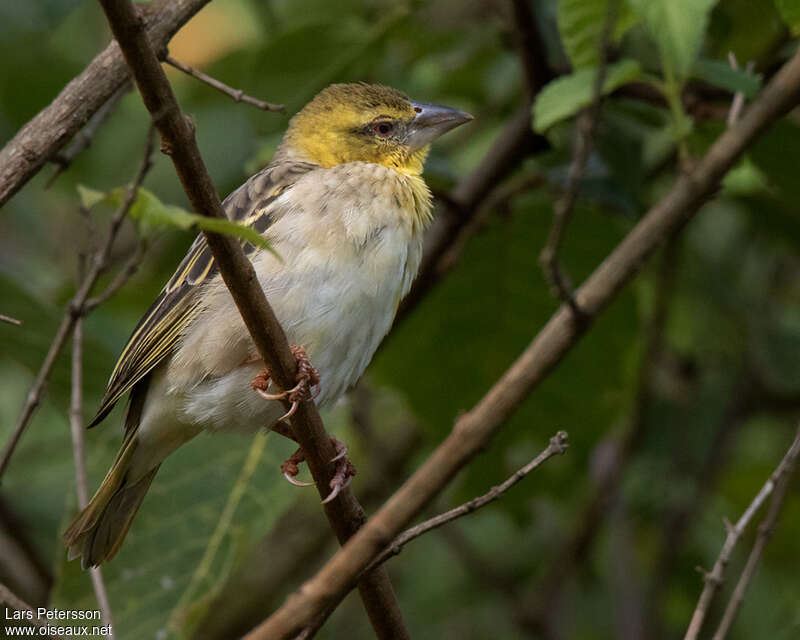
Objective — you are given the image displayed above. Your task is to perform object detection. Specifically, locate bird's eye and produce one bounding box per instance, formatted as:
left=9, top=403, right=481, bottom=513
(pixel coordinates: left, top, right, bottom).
left=373, top=121, right=394, bottom=137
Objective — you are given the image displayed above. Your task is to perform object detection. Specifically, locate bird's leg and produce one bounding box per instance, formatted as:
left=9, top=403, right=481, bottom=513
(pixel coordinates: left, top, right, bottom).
left=251, top=347, right=355, bottom=499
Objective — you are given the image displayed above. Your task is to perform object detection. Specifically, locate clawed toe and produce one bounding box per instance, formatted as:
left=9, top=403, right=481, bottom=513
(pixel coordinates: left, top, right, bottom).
left=252, top=345, right=320, bottom=422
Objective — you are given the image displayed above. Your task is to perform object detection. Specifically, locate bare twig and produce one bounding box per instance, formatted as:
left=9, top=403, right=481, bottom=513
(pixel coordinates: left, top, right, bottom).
left=244, top=47, right=800, bottom=640
left=84, top=236, right=148, bottom=312
left=0, top=313, right=22, bottom=326
left=295, top=431, right=569, bottom=639
left=539, top=0, right=618, bottom=316
left=0, top=582, right=63, bottom=640
left=684, top=426, right=800, bottom=640
left=46, top=80, right=132, bottom=188
left=97, top=2, right=408, bottom=638
left=368, top=431, right=568, bottom=572
left=0, top=0, right=211, bottom=208
left=165, top=56, right=285, bottom=112
left=68, top=315, right=115, bottom=638
left=0, top=130, right=155, bottom=483
left=711, top=430, right=799, bottom=640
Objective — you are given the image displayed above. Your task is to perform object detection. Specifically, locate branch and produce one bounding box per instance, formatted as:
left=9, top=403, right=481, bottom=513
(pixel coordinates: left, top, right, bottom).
left=46, top=80, right=131, bottom=188
left=368, top=431, right=568, bottom=571
left=68, top=315, right=115, bottom=638
left=96, top=1, right=408, bottom=638
left=711, top=431, right=798, bottom=640
left=0, top=0, right=211, bottom=208
left=683, top=425, right=800, bottom=640
left=0, top=313, right=22, bottom=326
left=0, top=130, right=155, bottom=483
left=165, top=56, right=285, bottom=112
left=243, top=47, right=800, bottom=640
left=539, top=0, right=617, bottom=316
left=295, top=431, right=569, bottom=639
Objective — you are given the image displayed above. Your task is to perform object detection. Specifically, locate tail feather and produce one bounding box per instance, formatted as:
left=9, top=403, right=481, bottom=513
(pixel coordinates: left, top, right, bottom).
left=64, top=436, right=159, bottom=568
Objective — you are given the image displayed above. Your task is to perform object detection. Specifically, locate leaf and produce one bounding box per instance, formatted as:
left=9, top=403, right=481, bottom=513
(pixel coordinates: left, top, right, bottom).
left=532, top=59, right=643, bottom=133
left=107, top=187, right=274, bottom=253
left=775, top=0, right=800, bottom=34
left=625, top=0, right=718, bottom=78
left=557, top=0, right=639, bottom=69
left=76, top=184, right=107, bottom=209
left=691, top=58, right=761, bottom=97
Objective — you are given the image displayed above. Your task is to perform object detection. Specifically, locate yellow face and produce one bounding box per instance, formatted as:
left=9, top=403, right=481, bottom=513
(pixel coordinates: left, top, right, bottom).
left=282, top=83, right=472, bottom=175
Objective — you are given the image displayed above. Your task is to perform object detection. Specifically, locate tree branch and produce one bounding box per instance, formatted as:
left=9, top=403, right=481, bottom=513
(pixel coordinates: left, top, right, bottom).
left=0, top=130, right=155, bottom=483
left=711, top=433, right=798, bottom=640
left=539, top=0, right=617, bottom=316
left=68, top=314, right=115, bottom=638
left=243, top=46, right=800, bottom=640
left=683, top=425, right=800, bottom=640
left=165, top=56, right=285, bottom=112
left=0, top=582, right=62, bottom=640
left=0, top=0, right=211, bottom=208
left=368, top=431, right=568, bottom=572
left=96, top=1, right=408, bottom=638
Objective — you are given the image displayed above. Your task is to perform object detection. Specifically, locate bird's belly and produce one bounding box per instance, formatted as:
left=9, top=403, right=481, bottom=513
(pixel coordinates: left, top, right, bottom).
left=174, top=227, right=420, bottom=433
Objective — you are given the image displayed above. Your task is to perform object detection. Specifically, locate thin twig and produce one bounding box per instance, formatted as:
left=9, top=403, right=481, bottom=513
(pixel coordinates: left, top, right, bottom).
left=539, top=0, right=618, bottom=317
left=683, top=426, right=800, bottom=640
left=0, top=129, right=155, bottom=483
left=0, top=313, right=22, bottom=326
left=0, top=582, right=63, bottom=640
left=243, top=46, right=800, bottom=640
left=84, top=236, right=148, bottom=312
left=295, top=432, right=569, bottom=639
left=97, top=2, right=409, bottom=638
left=46, top=80, right=132, bottom=188
left=69, top=313, right=115, bottom=638
left=369, top=431, right=568, bottom=572
left=711, top=427, right=800, bottom=640
left=165, top=55, right=285, bottom=112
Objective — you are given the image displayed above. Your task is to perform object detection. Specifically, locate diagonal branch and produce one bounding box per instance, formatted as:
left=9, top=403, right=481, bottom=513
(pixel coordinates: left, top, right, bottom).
left=165, top=56, right=285, bottom=112
left=684, top=425, right=800, bottom=640
left=710, top=426, right=800, bottom=640
left=243, top=46, right=800, bottom=640
left=0, top=0, right=212, bottom=208
left=96, top=1, right=408, bottom=638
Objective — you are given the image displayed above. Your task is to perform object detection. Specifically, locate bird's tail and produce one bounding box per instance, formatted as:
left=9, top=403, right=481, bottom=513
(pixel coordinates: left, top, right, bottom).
left=64, top=436, right=159, bottom=568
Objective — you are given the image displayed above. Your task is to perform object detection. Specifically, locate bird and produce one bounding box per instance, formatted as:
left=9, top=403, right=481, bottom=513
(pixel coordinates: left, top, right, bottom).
left=63, top=82, right=473, bottom=567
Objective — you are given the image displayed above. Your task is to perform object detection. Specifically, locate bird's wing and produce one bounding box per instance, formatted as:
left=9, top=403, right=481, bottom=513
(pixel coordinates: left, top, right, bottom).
left=89, top=161, right=318, bottom=427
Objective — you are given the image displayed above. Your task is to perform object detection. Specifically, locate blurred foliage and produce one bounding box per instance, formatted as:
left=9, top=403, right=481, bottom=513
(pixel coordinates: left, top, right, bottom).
left=1, top=0, right=800, bottom=639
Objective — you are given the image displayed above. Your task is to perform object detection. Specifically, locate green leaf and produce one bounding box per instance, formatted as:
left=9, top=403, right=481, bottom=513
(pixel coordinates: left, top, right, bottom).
left=109, top=188, right=274, bottom=253
left=691, top=58, right=761, bottom=97
left=775, top=0, right=800, bottom=34
left=76, top=184, right=107, bottom=209
left=625, top=0, right=718, bottom=78
left=532, top=59, right=643, bottom=133
left=557, top=0, right=639, bottom=69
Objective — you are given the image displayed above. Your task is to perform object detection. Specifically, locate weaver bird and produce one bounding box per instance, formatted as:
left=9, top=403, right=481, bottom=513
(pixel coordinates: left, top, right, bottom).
left=64, top=83, right=472, bottom=567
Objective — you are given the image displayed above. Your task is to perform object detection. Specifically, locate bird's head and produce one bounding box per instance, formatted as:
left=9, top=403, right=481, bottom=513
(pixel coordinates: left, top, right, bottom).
left=279, top=83, right=473, bottom=175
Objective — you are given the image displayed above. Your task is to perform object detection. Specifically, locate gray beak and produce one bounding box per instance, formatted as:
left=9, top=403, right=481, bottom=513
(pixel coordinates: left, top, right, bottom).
left=406, top=101, right=473, bottom=152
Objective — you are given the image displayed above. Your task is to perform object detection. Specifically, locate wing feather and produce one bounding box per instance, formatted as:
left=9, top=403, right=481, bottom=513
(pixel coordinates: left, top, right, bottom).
left=89, top=161, right=317, bottom=427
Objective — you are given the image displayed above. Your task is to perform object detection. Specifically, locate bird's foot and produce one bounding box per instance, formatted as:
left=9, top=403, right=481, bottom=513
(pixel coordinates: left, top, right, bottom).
left=277, top=436, right=356, bottom=503
left=251, top=345, right=320, bottom=421
left=323, top=437, right=356, bottom=504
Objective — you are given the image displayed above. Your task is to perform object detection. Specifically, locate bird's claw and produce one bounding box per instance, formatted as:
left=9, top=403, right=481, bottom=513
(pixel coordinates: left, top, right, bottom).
left=280, top=446, right=314, bottom=488
left=251, top=345, right=321, bottom=422
left=322, top=439, right=356, bottom=504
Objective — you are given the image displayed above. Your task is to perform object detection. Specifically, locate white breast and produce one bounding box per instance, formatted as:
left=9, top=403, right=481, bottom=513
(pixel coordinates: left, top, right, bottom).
left=168, top=162, right=427, bottom=433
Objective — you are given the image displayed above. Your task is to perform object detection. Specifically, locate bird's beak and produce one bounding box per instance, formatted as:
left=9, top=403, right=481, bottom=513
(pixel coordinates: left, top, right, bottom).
left=406, top=101, right=473, bottom=152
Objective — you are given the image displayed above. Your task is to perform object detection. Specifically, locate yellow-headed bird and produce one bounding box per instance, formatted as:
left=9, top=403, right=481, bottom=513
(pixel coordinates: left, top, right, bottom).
left=64, top=83, right=472, bottom=567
